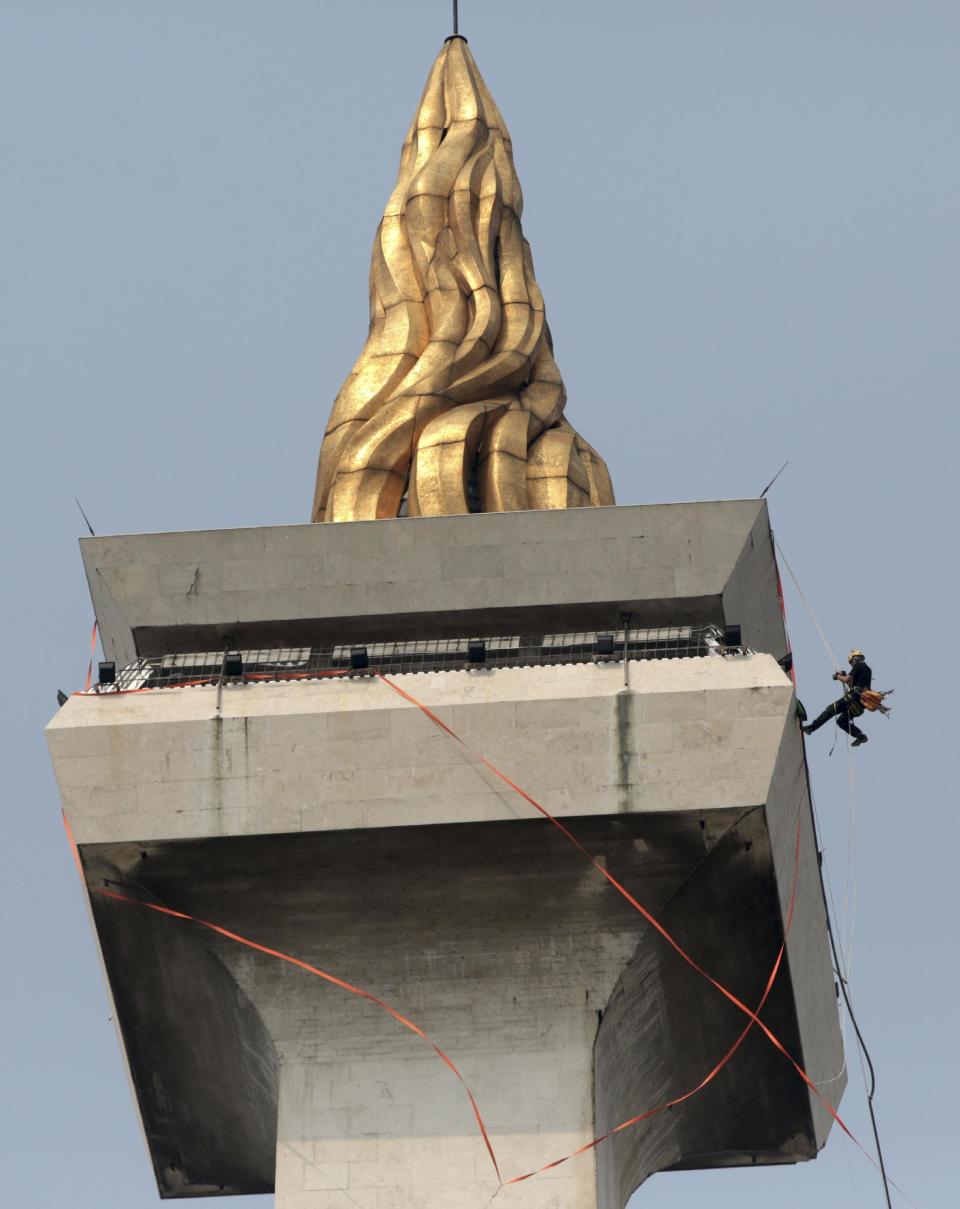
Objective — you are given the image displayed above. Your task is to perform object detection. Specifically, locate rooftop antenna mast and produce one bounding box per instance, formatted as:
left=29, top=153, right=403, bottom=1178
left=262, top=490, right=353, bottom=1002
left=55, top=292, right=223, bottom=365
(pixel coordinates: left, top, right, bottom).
left=453, top=0, right=459, bottom=37
left=74, top=496, right=96, bottom=536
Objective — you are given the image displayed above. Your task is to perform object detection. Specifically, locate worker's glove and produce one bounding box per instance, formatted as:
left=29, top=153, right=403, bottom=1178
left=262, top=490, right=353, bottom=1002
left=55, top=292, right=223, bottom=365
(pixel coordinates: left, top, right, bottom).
left=832, top=671, right=842, bottom=681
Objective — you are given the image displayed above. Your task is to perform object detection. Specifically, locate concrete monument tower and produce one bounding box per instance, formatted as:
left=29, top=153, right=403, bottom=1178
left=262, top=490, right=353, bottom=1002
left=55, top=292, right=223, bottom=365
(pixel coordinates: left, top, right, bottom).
left=48, top=34, right=845, bottom=1209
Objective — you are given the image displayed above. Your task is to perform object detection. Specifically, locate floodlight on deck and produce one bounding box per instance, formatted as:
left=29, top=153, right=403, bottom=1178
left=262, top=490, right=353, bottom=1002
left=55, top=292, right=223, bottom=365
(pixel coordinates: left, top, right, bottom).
left=595, top=634, right=615, bottom=658
left=223, top=652, right=244, bottom=678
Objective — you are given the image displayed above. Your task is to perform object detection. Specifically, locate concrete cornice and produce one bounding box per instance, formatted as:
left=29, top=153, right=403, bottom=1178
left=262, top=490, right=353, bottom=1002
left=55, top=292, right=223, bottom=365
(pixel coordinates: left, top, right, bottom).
left=79, top=501, right=776, bottom=665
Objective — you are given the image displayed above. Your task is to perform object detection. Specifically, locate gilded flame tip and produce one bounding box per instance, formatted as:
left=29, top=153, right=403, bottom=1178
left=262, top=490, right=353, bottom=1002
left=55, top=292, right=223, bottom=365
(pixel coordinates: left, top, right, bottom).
left=312, top=38, right=614, bottom=522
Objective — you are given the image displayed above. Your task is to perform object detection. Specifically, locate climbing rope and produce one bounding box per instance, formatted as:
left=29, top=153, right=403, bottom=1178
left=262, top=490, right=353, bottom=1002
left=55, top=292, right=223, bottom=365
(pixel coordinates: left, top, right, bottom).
left=66, top=584, right=913, bottom=1204
left=774, top=536, right=897, bottom=1209
left=774, top=539, right=843, bottom=671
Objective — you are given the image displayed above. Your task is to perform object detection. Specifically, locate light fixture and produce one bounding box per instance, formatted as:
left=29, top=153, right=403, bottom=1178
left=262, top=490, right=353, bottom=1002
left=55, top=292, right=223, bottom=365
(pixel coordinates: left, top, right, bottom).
left=722, top=625, right=742, bottom=649
left=98, top=661, right=116, bottom=685
left=467, top=639, right=486, bottom=664
left=349, top=646, right=369, bottom=670
left=595, top=633, right=615, bottom=658
left=223, top=651, right=244, bottom=678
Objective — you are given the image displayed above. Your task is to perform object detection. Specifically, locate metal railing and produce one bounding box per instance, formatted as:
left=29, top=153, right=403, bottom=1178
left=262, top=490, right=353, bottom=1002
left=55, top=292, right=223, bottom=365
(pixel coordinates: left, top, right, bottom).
left=97, top=624, right=745, bottom=693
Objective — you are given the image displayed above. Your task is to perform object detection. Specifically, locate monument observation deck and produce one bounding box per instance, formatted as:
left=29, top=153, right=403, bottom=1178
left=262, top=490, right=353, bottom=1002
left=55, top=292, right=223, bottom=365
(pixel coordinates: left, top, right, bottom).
left=49, top=500, right=845, bottom=1206
left=48, top=30, right=844, bottom=1209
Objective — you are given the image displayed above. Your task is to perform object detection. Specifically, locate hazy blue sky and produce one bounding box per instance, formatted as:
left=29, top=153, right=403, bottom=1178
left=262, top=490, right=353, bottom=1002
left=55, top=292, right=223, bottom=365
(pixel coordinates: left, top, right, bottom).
left=2, top=2, right=956, bottom=1206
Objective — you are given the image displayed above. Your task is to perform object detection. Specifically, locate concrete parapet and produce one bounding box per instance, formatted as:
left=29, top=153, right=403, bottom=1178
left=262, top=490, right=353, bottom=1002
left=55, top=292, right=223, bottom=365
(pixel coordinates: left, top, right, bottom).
left=51, top=657, right=792, bottom=845
left=78, top=500, right=783, bottom=665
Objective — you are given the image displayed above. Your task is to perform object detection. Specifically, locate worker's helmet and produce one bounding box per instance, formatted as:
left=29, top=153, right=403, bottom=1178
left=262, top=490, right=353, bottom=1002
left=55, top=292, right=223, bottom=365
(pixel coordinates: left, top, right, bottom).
left=848, top=649, right=865, bottom=663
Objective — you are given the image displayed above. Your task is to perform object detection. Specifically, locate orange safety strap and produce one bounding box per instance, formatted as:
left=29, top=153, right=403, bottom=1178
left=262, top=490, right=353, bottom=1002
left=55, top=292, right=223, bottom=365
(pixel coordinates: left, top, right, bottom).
left=375, top=674, right=879, bottom=1171
left=60, top=651, right=908, bottom=1195
left=774, top=561, right=797, bottom=685
left=61, top=813, right=501, bottom=1182
left=83, top=620, right=98, bottom=692
left=61, top=806, right=794, bottom=1187
left=504, top=808, right=801, bottom=1183
left=244, top=670, right=349, bottom=682
left=73, top=668, right=351, bottom=698
left=73, top=677, right=219, bottom=698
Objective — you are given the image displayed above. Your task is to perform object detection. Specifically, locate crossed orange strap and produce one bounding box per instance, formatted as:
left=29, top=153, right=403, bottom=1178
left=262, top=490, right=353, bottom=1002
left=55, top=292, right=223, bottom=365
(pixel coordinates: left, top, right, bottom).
left=62, top=800, right=796, bottom=1187
left=63, top=667, right=910, bottom=1198
left=83, top=620, right=98, bottom=692
left=375, top=675, right=911, bottom=1195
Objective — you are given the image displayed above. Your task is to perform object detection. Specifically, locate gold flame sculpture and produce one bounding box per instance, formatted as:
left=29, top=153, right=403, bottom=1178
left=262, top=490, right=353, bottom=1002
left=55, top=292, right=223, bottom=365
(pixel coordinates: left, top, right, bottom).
left=312, top=37, right=614, bottom=522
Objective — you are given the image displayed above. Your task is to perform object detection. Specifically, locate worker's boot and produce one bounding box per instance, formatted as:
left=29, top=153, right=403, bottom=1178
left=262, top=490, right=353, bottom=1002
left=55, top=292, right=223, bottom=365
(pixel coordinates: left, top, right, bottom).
left=851, top=734, right=868, bottom=747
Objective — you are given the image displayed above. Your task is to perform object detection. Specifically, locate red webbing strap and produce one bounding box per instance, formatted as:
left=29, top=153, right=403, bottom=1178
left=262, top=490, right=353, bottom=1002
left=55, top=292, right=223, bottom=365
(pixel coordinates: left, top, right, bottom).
left=83, top=621, right=98, bottom=692
left=376, top=675, right=868, bottom=1161
left=774, top=561, right=797, bottom=685
left=244, top=670, right=350, bottom=682
left=505, top=810, right=801, bottom=1183
left=61, top=813, right=500, bottom=1182
left=73, top=677, right=219, bottom=697
left=63, top=811, right=85, bottom=879
left=61, top=807, right=793, bottom=1187
left=72, top=668, right=351, bottom=698
left=58, top=659, right=901, bottom=1194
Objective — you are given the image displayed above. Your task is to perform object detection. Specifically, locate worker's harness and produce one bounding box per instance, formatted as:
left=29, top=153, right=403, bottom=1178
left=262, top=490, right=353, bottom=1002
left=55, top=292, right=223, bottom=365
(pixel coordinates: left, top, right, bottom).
left=834, top=669, right=894, bottom=718
left=840, top=688, right=893, bottom=717
left=843, top=691, right=866, bottom=719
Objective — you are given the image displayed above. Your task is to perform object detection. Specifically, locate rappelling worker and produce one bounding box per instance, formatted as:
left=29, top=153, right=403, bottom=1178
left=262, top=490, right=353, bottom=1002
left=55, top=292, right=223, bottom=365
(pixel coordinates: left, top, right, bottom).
left=802, top=649, right=872, bottom=746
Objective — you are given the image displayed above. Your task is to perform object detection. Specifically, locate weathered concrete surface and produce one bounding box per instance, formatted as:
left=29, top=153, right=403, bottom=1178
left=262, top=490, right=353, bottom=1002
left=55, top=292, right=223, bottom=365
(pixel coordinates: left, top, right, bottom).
left=84, top=855, right=278, bottom=1197
left=81, top=804, right=812, bottom=1209
left=49, top=657, right=793, bottom=844
left=50, top=658, right=842, bottom=1206
left=79, top=500, right=783, bottom=665
left=48, top=503, right=845, bottom=1206
left=595, top=784, right=816, bottom=1203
